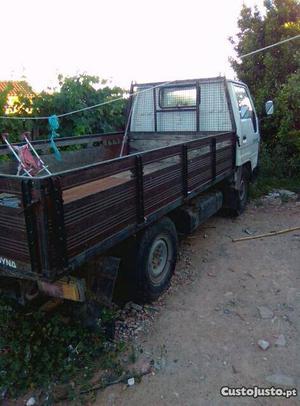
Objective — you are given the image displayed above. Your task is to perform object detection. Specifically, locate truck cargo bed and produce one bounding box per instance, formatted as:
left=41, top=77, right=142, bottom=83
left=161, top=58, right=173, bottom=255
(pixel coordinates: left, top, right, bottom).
left=0, top=131, right=235, bottom=281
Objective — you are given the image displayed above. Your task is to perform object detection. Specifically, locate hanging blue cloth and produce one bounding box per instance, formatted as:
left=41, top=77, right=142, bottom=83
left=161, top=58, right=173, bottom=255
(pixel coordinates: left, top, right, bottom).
left=48, top=115, right=62, bottom=161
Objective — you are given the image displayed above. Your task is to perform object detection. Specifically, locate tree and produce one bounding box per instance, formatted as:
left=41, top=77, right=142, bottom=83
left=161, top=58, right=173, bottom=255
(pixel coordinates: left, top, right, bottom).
left=0, top=83, right=33, bottom=142
left=274, top=70, right=300, bottom=174
left=0, top=75, right=127, bottom=142
left=229, top=0, right=300, bottom=177
left=229, top=0, right=300, bottom=115
left=32, top=74, right=127, bottom=138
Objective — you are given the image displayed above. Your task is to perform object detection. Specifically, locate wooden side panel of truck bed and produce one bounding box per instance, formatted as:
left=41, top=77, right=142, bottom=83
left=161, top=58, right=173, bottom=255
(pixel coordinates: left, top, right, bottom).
left=0, top=132, right=235, bottom=280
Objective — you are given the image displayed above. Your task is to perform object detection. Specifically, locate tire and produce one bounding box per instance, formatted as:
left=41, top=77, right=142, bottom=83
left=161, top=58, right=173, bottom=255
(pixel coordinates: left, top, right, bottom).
left=236, top=172, right=249, bottom=214
left=223, top=170, right=249, bottom=216
left=133, top=217, right=178, bottom=303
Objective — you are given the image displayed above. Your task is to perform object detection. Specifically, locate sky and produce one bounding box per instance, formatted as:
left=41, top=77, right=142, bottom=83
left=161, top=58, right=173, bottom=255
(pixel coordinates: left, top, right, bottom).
left=1, top=0, right=265, bottom=91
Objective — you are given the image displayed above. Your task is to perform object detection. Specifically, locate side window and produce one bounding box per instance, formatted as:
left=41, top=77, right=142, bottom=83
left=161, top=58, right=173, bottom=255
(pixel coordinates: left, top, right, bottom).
left=233, top=85, right=257, bottom=132
left=160, top=86, right=197, bottom=108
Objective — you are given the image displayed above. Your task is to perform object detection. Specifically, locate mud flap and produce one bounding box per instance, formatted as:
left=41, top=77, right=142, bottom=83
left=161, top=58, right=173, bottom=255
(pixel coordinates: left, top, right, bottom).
left=85, top=256, right=120, bottom=306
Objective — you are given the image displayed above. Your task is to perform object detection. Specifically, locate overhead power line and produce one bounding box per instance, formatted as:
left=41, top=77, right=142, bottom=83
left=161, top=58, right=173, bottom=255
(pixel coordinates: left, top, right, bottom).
left=0, top=34, right=299, bottom=121
left=240, top=34, right=300, bottom=59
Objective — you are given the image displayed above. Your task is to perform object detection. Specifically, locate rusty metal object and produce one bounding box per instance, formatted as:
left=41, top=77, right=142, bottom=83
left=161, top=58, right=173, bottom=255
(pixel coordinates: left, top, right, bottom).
left=38, top=276, right=86, bottom=302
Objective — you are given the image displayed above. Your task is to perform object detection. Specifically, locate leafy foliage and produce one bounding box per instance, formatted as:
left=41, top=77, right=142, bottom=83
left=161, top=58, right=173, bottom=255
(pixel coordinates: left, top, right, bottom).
left=0, top=83, right=33, bottom=143
left=229, top=0, right=300, bottom=177
left=229, top=0, right=300, bottom=113
left=0, top=75, right=127, bottom=143
left=32, top=75, right=127, bottom=138
left=0, top=298, right=118, bottom=397
left=275, top=70, right=300, bottom=137
left=249, top=142, right=300, bottom=198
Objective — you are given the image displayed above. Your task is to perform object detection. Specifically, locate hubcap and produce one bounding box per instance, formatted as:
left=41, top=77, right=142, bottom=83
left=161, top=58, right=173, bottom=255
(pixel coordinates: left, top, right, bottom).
left=148, top=234, right=173, bottom=284
left=149, top=239, right=168, bottom=277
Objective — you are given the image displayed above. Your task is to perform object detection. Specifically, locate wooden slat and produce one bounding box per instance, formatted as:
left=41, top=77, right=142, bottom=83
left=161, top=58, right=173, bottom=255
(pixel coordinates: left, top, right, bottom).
left=142, top=144, right=182, bottom=164
left=0, top=204, right=30, bottom=262
left=0, top=132, right=124, bottom=156
left=0, top=177, right=22, bottom=194
left=60, top=155, right=135, bottom=190
left=64, top=180, right=136, bottom=257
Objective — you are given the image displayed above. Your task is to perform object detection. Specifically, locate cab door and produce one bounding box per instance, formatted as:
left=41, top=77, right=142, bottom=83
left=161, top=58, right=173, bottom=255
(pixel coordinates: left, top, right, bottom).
left=232, top=84, right=259, bottom=168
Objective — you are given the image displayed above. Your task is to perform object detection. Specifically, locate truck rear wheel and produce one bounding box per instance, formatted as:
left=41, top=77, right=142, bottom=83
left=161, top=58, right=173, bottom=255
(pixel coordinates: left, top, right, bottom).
left=134, top=217, right=178, bottom=303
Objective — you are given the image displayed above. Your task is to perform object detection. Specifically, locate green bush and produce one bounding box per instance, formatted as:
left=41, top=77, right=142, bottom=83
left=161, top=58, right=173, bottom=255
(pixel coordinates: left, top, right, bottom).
left=250, top=141, right=300, bottom=198
left=259, top=141, right=300, bottom=179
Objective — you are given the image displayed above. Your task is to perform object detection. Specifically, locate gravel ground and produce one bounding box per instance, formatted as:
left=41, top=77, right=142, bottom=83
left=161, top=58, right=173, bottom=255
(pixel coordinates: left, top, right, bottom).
left=96, top=195, right=300, bottom=406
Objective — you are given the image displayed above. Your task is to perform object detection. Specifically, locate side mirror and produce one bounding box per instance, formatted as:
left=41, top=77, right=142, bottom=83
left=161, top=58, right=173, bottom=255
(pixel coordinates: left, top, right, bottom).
left=265, top=100, right=274, bottom=115
left=240, top=105, right=250, bottom=119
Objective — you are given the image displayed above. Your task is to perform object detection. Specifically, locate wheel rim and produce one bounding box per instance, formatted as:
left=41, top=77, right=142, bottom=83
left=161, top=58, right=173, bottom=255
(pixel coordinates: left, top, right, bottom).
left=148, top=235, right=172, bottom=283
left=239, top=179, right=246, bottom=201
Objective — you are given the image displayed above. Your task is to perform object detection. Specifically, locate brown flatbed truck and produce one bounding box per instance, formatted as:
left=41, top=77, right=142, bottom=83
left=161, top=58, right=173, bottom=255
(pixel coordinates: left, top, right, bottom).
left=0, top=77, right=270, bottom=305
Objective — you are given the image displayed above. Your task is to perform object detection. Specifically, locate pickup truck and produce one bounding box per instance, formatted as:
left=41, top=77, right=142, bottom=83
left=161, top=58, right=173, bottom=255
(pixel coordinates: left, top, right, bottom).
left=0, top=77, right=269, bottom=305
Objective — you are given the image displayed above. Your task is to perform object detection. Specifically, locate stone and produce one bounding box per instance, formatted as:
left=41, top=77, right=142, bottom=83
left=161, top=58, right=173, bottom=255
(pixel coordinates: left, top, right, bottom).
left=144, top=305, right=159, bottom=313
left=131, top=303, right=143, bottom=311
left=257, top=306, right=273, bottom=319
left=26, top=398, right=36, bottom=406
left=153, top=356, right=167, bottom=371
left=266, top=374, right=295, bottom=386
left=127, top=377, right=135, bottom=386
left=1, top=388, right=7, bottom=400
left=275, top=334, right=286, bottom=347
left=265, top=191, right=280, bottom=200
left=243, top=228, right=253, bottom=235
left=276, top=189, right=297, bottom=200
left=257, top=339, right=270, bottom=350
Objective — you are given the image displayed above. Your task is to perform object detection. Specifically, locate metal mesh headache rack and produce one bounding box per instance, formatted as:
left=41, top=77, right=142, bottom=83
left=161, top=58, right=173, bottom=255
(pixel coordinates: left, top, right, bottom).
left=130, top=77, right=233, bottom=135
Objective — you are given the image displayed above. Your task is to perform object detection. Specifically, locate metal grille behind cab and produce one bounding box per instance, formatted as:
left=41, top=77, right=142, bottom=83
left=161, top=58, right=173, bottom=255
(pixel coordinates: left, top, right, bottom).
left=130, top=79, right=233, bottom=133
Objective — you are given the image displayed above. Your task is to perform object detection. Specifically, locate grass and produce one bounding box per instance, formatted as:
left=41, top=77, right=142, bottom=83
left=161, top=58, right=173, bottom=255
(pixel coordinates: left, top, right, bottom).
left=249, top=176, right=300, bottom=199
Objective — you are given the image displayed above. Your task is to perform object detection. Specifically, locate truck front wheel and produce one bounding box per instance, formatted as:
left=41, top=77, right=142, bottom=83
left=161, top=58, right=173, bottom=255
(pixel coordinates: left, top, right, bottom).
left=237, top=174, right=248, bottom=213
left=134, top=217, right=178, bottom=303
left=223, top=169, right=249, bottom=216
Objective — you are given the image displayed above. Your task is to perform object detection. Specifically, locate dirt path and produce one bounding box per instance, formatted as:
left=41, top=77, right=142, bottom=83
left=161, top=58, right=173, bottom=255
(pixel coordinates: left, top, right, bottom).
left=96, top=199, right=300, bottom=406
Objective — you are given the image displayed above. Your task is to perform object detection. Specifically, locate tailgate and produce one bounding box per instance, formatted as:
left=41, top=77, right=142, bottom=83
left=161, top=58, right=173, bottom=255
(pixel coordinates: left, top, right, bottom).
left=0, top=176, right=68, bottom=280
left=0, top=177, right=32, bottom=277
